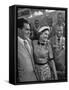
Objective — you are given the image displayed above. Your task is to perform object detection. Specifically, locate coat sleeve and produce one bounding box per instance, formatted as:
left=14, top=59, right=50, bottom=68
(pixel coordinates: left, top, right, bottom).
left=48, top=42, right=53, bottom=60
left=18, top=37, right=27, bottom=81
left=48, top=42, right=58, bottom=80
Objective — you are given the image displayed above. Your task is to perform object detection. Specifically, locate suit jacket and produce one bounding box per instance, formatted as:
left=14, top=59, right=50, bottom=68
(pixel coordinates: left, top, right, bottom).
left=18, top=36, right=37, bottom=82
left=50, top=35, right=65, bottom=71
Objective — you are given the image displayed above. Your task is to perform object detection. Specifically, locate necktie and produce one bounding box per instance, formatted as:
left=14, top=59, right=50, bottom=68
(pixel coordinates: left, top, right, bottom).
left=58, top=38, right=60, bottom=49
left=24, top=40, right=31, bottom=55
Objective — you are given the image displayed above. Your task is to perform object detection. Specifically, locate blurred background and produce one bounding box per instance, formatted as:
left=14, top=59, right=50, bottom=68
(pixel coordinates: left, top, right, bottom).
left=18, top=8, right=65, bottom=26
left=17, top=8, right=65, bottom=39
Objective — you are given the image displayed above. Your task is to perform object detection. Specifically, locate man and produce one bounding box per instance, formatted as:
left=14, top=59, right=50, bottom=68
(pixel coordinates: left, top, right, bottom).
left=47, top=17, right=53, bottom=39
left=31, top=19, right=40, bottom=40
left=34, top=19, right=40, bottom=31
left=50, top=25, right=65, bottom=80
left=17, top=18, right=37, bottom=82
left=49, top=12, right=65, bottom=38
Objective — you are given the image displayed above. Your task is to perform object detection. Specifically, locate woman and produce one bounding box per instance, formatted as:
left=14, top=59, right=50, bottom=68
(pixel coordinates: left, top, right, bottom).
left=33, top=26, right=58, bottom=81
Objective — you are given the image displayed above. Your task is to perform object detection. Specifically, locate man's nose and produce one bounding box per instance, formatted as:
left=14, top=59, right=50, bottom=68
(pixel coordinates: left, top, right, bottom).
left=27, top=31, right=30, bottom=34
left=58, top=32, right=61, bottom=34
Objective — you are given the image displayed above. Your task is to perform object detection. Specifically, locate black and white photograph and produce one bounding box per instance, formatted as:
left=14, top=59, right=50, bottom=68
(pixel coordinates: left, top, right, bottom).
left=9, top=5, right=67, bottom=85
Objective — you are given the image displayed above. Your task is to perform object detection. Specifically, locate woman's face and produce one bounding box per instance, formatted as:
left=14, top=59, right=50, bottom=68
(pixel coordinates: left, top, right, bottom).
left=40, top=30, right=49, bottom=41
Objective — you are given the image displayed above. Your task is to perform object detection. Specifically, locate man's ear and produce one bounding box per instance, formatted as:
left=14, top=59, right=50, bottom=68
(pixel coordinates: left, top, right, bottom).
left=18, top=28, right=21, bottom=34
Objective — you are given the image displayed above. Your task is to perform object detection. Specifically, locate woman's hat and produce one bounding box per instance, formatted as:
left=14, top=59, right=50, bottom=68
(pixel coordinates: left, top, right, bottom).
left=38, top=26, right=50, bottom=33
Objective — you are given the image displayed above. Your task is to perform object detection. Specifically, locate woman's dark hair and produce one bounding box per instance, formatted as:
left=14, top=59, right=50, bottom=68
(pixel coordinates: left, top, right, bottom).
left=17, top=18, right=29, bottom=29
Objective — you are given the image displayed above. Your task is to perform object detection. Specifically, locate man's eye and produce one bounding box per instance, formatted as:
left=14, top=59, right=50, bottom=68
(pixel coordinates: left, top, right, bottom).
left=26, top=29, right=29, bottom=30
left=45, top=33, right=47, bottom=35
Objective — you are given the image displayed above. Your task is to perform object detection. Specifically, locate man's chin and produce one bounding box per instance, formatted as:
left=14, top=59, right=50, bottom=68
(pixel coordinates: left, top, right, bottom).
left=25, top=36, right=30, bottom=39
left=57, top=34, right=61, bottom=37
left=27, top=35, right=30, bottom=38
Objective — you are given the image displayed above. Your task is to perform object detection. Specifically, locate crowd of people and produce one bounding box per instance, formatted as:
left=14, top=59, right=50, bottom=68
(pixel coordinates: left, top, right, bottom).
left=17, top=12, right=65, bottom=82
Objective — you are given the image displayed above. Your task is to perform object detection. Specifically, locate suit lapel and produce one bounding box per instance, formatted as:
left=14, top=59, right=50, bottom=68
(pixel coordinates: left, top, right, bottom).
left=24, top=40, right=33, bottom=60
left=18, top=36, right=33, bottom=59
left=24, top=40, right=35, bottom=70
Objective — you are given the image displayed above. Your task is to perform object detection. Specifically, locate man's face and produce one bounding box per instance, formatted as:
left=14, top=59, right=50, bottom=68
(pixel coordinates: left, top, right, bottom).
left=56, top=26, right=63, bottom=37
left=57, top=14, right=63, bottom=25
left=22, top=23, right=30, bottom=39
left=35, top=20, right=39, bottom=29
left=48, top=18, right=52, bottom=27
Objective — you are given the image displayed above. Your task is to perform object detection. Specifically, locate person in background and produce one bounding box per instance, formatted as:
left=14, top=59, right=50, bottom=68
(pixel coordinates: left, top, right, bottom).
left=47, top=17, right=53, bottom=39
left=17, top=18, right=37, bottom=82
left=31, top=19, right=40, bottom=40
left=33, top=26, right=58, bottom=81
left=57, top=12, right=65, bottom=27
left=34, top=19, right=40, bottom=31
left=49, top=12, right=65, bottom=38
left=50, top=25, right=65, bottom=80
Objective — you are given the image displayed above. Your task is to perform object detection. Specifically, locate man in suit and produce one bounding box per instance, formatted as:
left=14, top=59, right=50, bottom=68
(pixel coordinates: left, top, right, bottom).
left=31, top=19, right=40, bottom=40
left=49, top=12, right=65, bottom=38
left=50, top=25, right=65, bottom=80
left=17, top=18, right=37, bottom=82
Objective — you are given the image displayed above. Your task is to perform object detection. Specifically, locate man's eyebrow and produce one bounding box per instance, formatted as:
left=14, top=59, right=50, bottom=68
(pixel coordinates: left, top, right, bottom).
left=26, top=28, right=30, bottom=30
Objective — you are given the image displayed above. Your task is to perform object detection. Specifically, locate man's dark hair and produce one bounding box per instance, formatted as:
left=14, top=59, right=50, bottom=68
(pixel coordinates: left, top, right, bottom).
left=57, top=12, right=62, bottom=17
left=34, top=19, right=39, bottom=22
left=57, top=12, right=63, bottom=20
left=17, top=18, right=29, bottom=29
